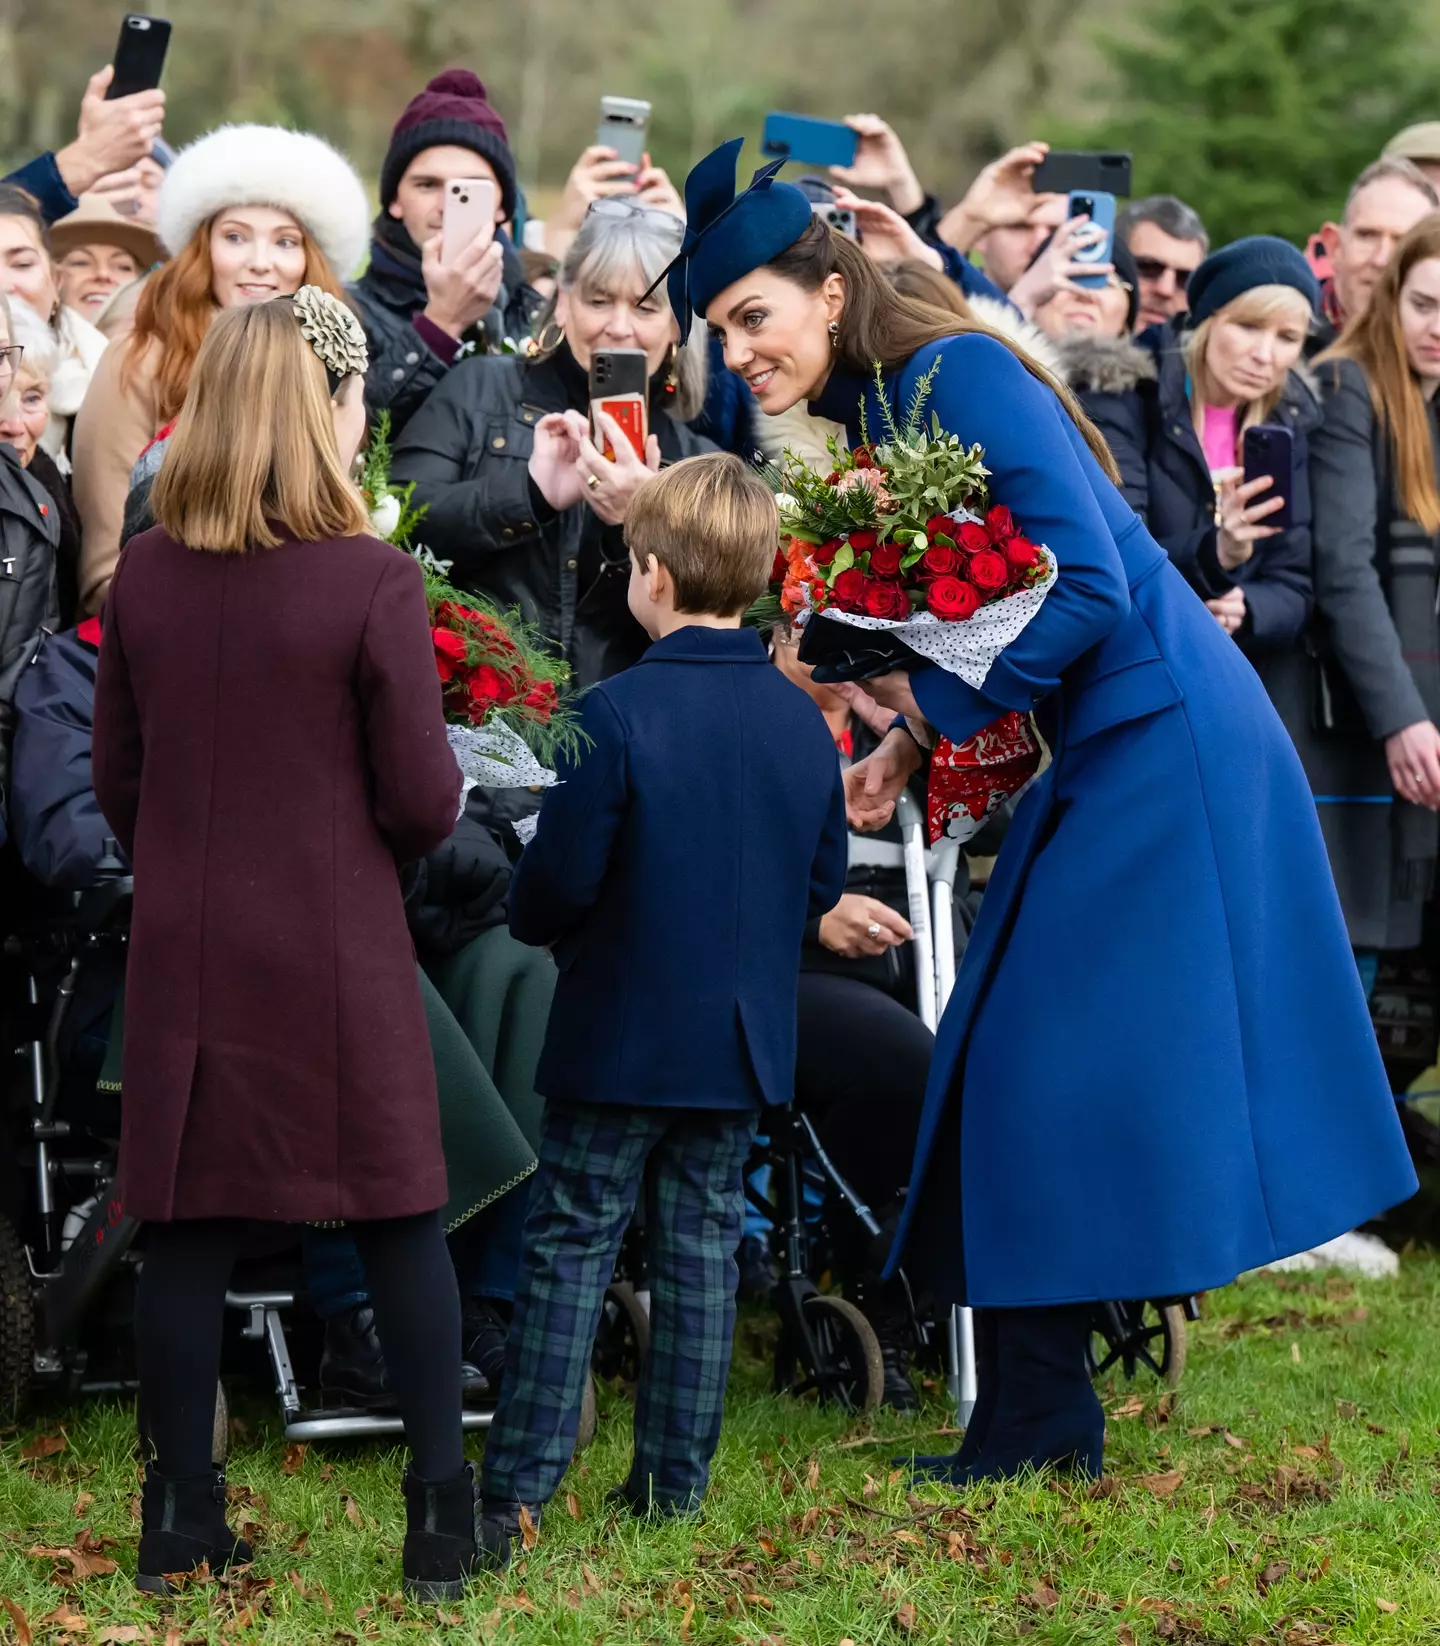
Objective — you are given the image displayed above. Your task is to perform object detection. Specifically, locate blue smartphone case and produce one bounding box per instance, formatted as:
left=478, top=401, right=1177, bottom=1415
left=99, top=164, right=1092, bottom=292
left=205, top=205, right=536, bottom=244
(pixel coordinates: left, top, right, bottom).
left=1068, top=190, right=1117, bottom=291
left=761, top=112, right=859, bottom=170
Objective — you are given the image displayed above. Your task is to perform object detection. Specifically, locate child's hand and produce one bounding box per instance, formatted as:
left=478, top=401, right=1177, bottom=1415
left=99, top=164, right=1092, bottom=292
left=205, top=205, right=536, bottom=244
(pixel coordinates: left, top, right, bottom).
left=819, top=893, right=913, bottom=957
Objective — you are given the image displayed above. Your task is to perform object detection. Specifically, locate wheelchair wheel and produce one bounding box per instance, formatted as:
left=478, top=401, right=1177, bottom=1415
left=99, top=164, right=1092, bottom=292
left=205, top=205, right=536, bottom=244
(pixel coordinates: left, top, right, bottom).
left=1087, top=1300, right=1188, bottom=1388
left=575, top=1373, right=599, bottom=1450
left=592, top=1281, right=650, bottom=1384
left=780, top=1295, right=884, bottom=1413
left=0, top=1213, right=33, bottom=1413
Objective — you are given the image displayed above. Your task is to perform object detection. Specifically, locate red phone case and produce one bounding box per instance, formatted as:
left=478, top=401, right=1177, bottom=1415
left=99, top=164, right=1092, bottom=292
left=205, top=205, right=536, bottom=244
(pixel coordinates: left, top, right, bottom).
left=593, top=394, right=648, bottom=462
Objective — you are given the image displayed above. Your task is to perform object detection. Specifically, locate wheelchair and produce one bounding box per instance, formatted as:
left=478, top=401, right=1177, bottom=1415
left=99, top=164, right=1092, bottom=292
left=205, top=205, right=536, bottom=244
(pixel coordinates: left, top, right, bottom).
left=0, top=845, right=600, bottom=1448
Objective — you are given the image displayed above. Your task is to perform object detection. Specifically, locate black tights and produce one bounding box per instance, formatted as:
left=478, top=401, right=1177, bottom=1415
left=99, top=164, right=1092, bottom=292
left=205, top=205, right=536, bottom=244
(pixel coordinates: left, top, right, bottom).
left=135, top=1211, right=463, bottom=1482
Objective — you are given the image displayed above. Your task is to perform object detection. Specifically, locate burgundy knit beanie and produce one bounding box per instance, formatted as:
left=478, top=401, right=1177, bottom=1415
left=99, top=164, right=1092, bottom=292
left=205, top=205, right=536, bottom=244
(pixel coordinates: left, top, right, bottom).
left=380, top=69, right=518, bottom=220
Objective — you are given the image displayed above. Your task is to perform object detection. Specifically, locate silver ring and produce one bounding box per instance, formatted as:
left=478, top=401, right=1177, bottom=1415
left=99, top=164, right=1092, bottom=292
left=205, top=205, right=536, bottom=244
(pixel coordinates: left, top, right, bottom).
left=866, top=922, right=881, bottom=939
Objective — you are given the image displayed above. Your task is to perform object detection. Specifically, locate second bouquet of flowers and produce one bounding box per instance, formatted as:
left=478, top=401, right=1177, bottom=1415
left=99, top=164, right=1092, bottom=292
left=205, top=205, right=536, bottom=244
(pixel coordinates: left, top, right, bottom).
left=768, top=360, right=1056, bottom=843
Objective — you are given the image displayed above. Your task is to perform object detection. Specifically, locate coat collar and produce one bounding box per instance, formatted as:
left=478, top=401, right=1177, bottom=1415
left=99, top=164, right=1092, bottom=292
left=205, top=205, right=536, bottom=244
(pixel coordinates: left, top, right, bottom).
left=637, top=625, right=769, bottom=665
left=807, top=364, right=892, bottom=448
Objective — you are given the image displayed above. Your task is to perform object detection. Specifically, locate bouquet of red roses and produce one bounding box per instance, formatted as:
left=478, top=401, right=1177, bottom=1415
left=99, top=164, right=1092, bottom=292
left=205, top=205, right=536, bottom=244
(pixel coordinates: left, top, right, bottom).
left=763, top=360, right=1055, bottom=843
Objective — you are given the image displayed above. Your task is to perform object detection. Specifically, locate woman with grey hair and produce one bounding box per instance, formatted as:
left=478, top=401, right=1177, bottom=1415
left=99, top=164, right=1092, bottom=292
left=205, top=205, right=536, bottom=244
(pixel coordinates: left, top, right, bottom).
left=393, top=200, right=713, bottom=686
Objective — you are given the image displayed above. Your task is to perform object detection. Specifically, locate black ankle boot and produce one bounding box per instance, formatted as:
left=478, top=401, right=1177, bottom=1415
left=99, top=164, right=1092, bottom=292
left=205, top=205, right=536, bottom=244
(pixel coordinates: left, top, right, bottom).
left=460, top=1300, right=509, bottom=1404
left=908, top=1307, right=999, bottom=1476
left=402, top=1462, right=511, bottom=1600
left=320, top=1304, right=394, bottom=1410
left=848, top=1279, right=919, bottom=1413
left=474, top=1495, right=544, bottom=1575
left=136, top=1466, right=252, bottom=1594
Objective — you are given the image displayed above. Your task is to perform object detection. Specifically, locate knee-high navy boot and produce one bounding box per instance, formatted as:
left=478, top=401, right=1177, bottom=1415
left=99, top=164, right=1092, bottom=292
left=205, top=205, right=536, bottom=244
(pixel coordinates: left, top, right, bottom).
left=914, top=1304, right=1103, bottom=1487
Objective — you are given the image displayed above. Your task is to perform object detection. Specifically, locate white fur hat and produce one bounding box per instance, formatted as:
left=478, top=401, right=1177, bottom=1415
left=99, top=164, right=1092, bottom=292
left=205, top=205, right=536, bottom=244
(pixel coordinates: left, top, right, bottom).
left=156, top=124, right=371, bottom=278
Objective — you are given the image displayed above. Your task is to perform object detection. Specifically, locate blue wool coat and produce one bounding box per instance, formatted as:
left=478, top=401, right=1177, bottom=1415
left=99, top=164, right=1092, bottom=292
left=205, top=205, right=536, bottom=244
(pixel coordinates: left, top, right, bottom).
left=509, top=625, right=848, bottom=1109
left=812, top=337, right=1416, bottom=1307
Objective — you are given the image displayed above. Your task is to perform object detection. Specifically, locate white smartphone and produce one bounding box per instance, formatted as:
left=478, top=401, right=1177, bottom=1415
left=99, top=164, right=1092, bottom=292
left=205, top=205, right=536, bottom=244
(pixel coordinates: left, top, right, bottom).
left=442, top=178, right=498, bottom=263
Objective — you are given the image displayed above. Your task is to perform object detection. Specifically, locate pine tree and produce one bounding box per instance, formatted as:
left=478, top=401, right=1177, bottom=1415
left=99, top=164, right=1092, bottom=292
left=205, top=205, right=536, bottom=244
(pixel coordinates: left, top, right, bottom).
left=1071, top=0, right=1440, bottom=246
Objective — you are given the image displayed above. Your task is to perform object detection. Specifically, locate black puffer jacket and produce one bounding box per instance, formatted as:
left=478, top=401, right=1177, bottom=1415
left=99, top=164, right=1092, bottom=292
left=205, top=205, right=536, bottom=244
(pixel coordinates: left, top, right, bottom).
left=402, top=793, right=515, bottom=961
left=391, top=342, right=714, bottom=687
left=1068, top=320, right=1320, bottom=653
left=348, top=229, right=544, bottom=437
left=0, top=442, right=60, bottom=824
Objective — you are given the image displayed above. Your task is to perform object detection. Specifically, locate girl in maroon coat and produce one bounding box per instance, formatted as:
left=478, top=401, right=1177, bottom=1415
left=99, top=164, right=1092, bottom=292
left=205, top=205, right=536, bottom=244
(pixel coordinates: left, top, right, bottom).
left=93, top=289, right=494, bottom=1599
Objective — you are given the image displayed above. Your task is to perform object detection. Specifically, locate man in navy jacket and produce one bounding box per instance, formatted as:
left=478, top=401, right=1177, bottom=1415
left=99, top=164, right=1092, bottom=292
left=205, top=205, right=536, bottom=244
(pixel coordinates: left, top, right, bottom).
left=479, top=450, right=846, bottom=1554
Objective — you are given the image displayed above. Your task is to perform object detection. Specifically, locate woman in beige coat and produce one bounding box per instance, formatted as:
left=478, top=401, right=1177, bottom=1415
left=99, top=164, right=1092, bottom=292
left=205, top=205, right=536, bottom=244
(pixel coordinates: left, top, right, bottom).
left=71, top=122, right=369, bottom=613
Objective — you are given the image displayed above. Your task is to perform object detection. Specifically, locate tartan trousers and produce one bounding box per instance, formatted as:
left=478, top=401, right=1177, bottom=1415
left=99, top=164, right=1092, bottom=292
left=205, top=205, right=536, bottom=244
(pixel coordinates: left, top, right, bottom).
left=480, top=1098, right=757, bottom=1511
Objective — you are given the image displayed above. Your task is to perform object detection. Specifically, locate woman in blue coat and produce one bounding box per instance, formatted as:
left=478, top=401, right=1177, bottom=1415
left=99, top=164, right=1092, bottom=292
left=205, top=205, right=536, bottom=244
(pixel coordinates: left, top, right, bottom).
left=674, top=141, right=1416, bottom=1486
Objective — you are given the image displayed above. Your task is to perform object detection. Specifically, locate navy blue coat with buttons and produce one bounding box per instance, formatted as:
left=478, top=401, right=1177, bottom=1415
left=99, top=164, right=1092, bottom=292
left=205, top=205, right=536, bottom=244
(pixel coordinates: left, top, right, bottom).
left=809, top=337, right=1413, bottom=1307
left=509, top=625, right=848, bottom=1110
left=1077, top=320, right=1320, bottom=656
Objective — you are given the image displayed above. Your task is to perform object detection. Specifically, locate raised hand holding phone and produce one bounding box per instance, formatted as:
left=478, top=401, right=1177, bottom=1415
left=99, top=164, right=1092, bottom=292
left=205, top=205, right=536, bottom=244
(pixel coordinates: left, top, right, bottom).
left=421, top=189, right=504, bottom=341
left=1213, top=467, right=1286, bottom=571
left=577, top=409, right=661, bottom=527
left=55, top=63, right=166, bottom=199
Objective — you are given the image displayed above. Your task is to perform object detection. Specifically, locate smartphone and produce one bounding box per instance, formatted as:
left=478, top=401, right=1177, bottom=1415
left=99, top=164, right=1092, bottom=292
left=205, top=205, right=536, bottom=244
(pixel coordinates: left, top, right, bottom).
left=107, top=13, right=171, bottom=99
left=812, top=201, right=858, bottom=240
left=760, top=112, right=858, bottom=170
left=1031, top=150, right=1131, bottom=198
left=590, top=348, right=649, bottom=462
left=1242, top=424, right=1294, bottom=532
left=442, top=178, right=497, bottom=263
left=1067, top=190, right=1116, bottom=291
left=597, top=96, right=651, bottom=171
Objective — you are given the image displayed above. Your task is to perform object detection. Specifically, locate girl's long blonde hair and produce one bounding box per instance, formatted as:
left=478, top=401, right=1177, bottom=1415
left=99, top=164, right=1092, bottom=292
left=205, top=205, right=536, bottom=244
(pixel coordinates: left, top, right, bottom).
left=151, top=298, right=368, bottom=552
left=1318, top=212, right=1440, bottom=533
left=1183, top=284, right=1313, bottom=452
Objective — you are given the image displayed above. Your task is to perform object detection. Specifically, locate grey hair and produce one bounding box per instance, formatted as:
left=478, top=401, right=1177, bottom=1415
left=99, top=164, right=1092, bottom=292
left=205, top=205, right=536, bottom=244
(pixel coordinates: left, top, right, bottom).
left=6, top=296, right=56, bottom=379
left=539, top=206, right=707, bottom=422
left=1343, top=157, right=1439, bottom=222
left=1117, top=194, right=1210, bottom=254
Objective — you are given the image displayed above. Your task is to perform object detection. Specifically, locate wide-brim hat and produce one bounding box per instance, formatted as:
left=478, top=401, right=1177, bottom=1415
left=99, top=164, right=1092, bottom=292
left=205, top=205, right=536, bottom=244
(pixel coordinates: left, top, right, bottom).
left=1385, top=121, right=1440, bottom=166
left=156, top=124, right=370, bottom=279
left=49, top=194, right=162, bottom=269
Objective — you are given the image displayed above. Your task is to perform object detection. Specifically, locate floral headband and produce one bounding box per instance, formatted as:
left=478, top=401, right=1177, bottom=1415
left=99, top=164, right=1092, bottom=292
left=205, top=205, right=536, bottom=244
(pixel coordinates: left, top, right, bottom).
left=292, top=285, right=369, bottom=394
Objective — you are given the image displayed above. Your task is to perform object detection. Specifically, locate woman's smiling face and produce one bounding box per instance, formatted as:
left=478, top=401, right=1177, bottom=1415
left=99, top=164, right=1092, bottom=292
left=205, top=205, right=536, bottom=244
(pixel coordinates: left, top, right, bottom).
left=704, top=267, right=845, bottom=413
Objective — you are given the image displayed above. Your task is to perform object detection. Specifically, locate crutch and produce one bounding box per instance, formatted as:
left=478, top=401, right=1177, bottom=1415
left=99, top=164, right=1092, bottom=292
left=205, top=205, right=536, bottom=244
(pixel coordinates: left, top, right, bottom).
left=896, top=789, right=977, bottom=1428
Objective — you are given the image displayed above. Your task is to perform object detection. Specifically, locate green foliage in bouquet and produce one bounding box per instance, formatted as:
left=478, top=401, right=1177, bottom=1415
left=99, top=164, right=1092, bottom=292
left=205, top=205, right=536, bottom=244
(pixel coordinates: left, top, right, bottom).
left=359, top=410, right=429, bottom=551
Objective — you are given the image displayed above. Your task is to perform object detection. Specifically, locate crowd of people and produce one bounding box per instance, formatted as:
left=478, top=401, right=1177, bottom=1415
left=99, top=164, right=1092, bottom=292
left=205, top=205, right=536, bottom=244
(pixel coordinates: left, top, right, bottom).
left=0, top=55, right=1434, bottom=1600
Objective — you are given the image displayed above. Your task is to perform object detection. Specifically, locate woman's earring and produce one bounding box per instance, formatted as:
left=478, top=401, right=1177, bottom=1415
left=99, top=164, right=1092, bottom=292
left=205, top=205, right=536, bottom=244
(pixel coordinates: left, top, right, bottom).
left=662, top=342, right=679, bottom=401
left=536, top=318, right=566, bottom=354
left=828, top=319, right=839, bottom=351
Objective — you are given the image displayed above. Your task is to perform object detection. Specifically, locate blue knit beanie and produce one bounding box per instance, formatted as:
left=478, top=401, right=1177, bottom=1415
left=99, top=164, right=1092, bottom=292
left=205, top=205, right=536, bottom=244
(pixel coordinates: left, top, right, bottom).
left=1185, top=235, right=1319, bottom=328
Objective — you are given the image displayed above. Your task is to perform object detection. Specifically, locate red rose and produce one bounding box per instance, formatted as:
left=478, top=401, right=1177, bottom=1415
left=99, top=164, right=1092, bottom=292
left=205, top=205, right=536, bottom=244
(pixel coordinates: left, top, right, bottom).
left=770, top=549, right=788, bottom=583
left=831, top=567, right=868, bottom=611
left=433, top=628, right=468, bottom=661
left=921, top=544, right=962, bottom=577
left=848, top=529, right=878, bottom=552
left=811, top=538, right=842, bottom=567
left=468, top=665, right=508, bottom=706
left=867, top=541, right=904, bottom=578
left=861, top=579, right=911, bottom=620
left=522, top=680, right=558, bottom=722
left=956, top=522, right=991, bottom=554
left=926, top=577, right=981, bottom=620
left=926, top=514, right=957, bottom=541
left=852, top=446, right=876, bottom=469
left=1003, top=535, right=1044, bottom=574
left=968, top=549, right=1011, bottom=593
left=986, top=505, right=1016, bottom=541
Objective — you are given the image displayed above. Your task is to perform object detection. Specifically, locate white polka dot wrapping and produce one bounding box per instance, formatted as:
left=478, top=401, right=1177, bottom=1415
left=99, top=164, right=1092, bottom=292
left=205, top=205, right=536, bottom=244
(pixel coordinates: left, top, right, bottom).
left=447, top=720, right=558, bottom=822
left=795, top=507, right=1059, bottom=690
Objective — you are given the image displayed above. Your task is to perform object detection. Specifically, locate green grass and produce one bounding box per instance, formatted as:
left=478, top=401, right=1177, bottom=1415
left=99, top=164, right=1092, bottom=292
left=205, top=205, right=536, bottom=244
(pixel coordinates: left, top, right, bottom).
left=3, top=1260, right=1439, bottom=1645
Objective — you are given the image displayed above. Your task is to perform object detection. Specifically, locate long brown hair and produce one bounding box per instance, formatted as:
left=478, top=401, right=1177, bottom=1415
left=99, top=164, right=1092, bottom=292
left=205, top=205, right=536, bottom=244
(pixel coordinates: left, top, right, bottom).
left=151, top=298, right=369, bottom=552
left=1318, top=212, right=1440, bottom=533
left=122, top=217, right=347, bottom=423
left=767, top=220, right=1121, bottom=484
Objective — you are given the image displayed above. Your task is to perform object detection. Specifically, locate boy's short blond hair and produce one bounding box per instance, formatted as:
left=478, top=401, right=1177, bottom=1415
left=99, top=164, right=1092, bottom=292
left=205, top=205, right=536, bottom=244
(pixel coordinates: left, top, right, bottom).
left=625, top=451, right=778, bottom=617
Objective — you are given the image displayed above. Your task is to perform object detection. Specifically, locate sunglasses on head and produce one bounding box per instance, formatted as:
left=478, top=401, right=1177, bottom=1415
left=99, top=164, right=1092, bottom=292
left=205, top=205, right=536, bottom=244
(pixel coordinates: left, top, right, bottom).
left=1132, top=255, right=1192, bottom=291
left=586, top=198, right=683, bottom=234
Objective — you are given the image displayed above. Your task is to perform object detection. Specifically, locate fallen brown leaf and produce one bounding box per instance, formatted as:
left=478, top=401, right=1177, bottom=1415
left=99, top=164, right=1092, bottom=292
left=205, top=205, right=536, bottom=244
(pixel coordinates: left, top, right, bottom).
left=20, top=1432, right=66, bottom=1461
left=1377, top=1598, right=1398, bottom=1614
left=1141, top=1470, right=1184, bottom=1497
left=1, top=1597, right=32, bottom=1646
left=1110, top=1395, right=1145, bottom=1419
left=280, top=1443, right=307, bottom=1476
left=1027, top=1582, right=1060, bottom=1610
left=1256, top=1560, right=1289, bottom=1595
left=581, top=1563, right=602, bottom=1596
left=757, top=1536, right=779, bottom=1558
left=894, top=1601, right=918, bottom=1632
left=518, top=1502, right=539, bottom=1552
left=1117, top=1628, right=1136, bottom=1646
left=341, top=1496, right=362, bottom=1529
left=499, top=1593, right=535, bottom=1613
left=96, top=1629, right=148, bottom=1644
left=1223, top=1430, right=1249, bottom=1451
left=806, top=1454, right=820, bottom=1491
left=40, top=1605, right=88, bottom=1638
left=565, top=1491, right=581, bottom=1520
left=71, top=1493, right=94, bottom=1520
left=27, top=1546, right=118, bottom=1583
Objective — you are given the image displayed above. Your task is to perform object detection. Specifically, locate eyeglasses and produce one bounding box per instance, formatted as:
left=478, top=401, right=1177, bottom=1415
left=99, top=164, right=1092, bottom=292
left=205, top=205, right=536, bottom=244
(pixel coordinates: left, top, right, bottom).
left=0, top=345, right=24, bottom=390
left=586, top=198, right=684, bottom=234
left=1132, top=255, right=1193, bottom=292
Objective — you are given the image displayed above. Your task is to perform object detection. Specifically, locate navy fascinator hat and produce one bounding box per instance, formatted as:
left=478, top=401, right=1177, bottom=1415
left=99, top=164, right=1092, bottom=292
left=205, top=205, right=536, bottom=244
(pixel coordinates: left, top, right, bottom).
left=651, top=138, right=813, bottom=342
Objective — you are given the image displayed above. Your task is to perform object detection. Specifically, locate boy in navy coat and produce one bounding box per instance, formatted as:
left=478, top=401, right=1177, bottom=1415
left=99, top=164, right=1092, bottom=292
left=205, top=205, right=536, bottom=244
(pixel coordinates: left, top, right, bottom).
left=479, top=451, right=847, bottom=1555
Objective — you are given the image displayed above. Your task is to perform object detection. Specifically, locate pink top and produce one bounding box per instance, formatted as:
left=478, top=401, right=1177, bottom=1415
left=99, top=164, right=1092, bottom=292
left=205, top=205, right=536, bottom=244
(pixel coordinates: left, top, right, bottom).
left=1200, top=403, right=1239, bottom=476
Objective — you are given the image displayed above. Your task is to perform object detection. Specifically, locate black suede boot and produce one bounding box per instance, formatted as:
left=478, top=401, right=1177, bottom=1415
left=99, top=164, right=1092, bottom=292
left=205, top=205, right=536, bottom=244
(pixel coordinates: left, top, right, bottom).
left=136, top=1466, right=252, bottom=1594
left=908, top=1307, right=999, bottom=1476
left=402, top=1462, right=511, bottom=1600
